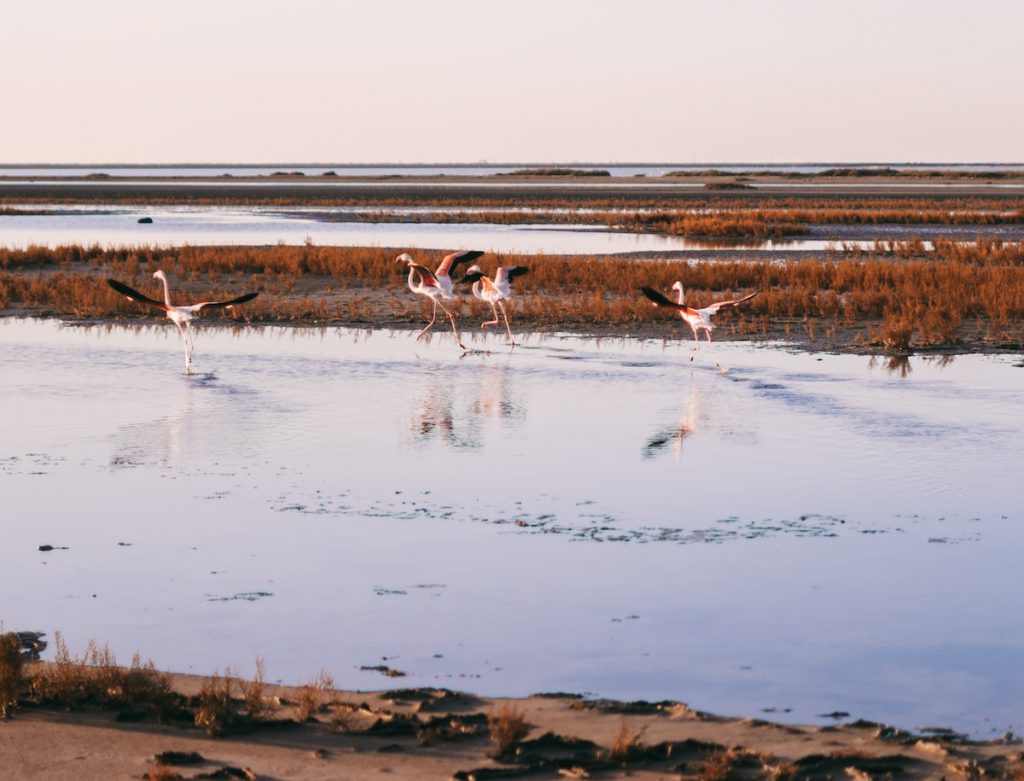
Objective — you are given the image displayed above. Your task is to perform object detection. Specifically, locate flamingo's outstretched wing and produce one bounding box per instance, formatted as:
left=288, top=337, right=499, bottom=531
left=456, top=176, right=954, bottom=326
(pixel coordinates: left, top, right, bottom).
left=107, top=279, right=170, bottom=311
left=183, top=291, right=260, bottom=314
left=640, top=287, right=698, bottom=315
left=495, top=266, right=529, bottom=285
left=437, top=250, right=484, bottom=278
left=699, top=290, right=759, bottom=315
left=462, top=269, right=486, bottom=284
left=410, top=264, right=442, bottom=287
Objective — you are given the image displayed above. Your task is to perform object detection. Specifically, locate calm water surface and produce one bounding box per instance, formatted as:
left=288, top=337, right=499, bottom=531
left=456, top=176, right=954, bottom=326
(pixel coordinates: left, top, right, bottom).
left=0, top=206, right=702, bottom=254
left=2, top=319, right=1022, bottom=737
left=0, top=205, right=955, bottom=253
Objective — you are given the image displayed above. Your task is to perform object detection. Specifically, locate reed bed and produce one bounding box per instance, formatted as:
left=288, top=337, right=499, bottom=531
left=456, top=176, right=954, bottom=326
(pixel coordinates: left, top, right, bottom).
left=2, top=241, right=1024, bottom=350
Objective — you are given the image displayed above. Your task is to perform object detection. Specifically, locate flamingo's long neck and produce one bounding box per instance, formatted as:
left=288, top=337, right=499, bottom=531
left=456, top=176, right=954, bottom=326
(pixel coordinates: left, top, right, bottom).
left=676, top=287, right=685, bottom=305
left=158, top=275, right=173, bottom=308
left=407, top=266, right=420, bottom=292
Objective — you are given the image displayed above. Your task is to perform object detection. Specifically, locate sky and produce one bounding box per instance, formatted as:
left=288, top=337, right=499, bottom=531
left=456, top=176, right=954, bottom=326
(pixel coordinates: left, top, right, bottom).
left=1, top=0, right=1022, bottom=164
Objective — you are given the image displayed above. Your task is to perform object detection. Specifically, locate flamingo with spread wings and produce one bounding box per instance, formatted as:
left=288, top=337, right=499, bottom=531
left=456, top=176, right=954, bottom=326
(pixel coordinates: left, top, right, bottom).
left=107, top=271, right=258, bottom=373
left=396, top=250, right=482, bottom=350
left=462, top=264, right=529, bottom=345
left=641, top=281, right=758, bottom=367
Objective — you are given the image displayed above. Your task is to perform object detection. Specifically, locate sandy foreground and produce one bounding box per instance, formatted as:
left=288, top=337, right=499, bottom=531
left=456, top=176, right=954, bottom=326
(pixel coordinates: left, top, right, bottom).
left=2, top=671, right=1021, bottom=780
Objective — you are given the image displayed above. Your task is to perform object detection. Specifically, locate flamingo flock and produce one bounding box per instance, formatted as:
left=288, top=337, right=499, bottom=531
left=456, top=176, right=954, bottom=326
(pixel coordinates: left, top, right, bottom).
left=106, top=251, right=758, bottom=372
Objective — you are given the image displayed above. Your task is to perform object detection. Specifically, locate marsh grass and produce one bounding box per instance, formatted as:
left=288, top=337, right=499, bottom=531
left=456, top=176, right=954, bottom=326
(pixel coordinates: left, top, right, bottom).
left=2, top=239, right=1023, bottom=349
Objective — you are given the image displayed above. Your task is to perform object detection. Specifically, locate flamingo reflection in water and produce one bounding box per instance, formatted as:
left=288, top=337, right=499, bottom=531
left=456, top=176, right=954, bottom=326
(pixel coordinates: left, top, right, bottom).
left=643, top=382, right=702, bottom=459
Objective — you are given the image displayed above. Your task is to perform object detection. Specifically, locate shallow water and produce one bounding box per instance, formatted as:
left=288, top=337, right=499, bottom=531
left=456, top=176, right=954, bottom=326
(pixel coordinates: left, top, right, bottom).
left=0, top=206, right=704, bottom=254
left=0, top=204, right=973, bottom=254
left=2, top=319, right=1022, bottom=737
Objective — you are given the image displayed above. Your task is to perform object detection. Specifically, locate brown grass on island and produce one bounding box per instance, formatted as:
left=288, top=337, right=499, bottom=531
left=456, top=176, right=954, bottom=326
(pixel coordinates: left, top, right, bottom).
left=495, top=167, right=611, bottom=177
left=1, top=239, right=1023, bottom=352
left=664, top=166, right=1024, bottom=180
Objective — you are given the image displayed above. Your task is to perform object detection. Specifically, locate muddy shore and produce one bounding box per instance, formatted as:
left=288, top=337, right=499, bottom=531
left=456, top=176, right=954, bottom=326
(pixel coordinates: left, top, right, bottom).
left=2, top=669, right=1021, bottom=780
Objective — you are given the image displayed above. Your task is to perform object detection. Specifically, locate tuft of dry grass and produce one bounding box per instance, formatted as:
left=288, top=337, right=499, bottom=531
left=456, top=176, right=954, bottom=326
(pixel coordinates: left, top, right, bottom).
left=603, top=718, right=646, bottom=764
left=238, top=657, right=270, bottom=721
left=144, top=765, right=185, bottom=781
left=487, top=702, right=531, bottom=755
left=194, top=669, right=238, bottom=737
left=295, top=669, right=335, bottom=722
left=699, top=747, right=774, bottom=781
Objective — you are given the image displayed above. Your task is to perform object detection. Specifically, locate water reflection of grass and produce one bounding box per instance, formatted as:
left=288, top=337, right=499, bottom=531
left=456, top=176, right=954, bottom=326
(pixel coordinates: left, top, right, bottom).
left=1, top=239, right=1023, bottom=351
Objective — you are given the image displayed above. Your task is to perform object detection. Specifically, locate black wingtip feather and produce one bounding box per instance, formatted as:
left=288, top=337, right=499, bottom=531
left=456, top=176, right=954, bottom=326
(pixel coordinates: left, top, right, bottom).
left=640, top=286, right=675, bottom=307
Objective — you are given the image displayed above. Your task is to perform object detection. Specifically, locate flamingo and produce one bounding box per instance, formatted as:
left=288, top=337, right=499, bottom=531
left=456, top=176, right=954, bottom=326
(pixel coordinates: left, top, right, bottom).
left=640, top=281, right=758, bottom=367
left=396, top=250, right=482, bottom=350
left=462, top=264, right=529, bottom=345
left=107, top=271, right=258, bottom=373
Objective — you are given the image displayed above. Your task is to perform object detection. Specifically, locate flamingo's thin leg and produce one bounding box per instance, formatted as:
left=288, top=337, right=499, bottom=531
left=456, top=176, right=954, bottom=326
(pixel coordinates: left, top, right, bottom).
left=437, top=300, right=466, bottom=351
left=417, top=301, right=438, bottom=340
left=689, top=326, right=701, bottom=361
left=481, top=302, right=499, bottom=328
left=706, top=331, right=724, bottom=370
left=175, top=322, right=194, bottom=374
left=498, top=301, right=516, bottom=345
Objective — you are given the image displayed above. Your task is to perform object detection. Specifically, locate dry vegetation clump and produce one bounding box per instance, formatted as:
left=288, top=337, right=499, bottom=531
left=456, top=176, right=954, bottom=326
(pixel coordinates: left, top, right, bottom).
left=496, top=168, right=611, bottom=177
left=238, top=657, right=271, bottom=720
left=698, top=747, right=777, bottom=781
left=143, top=765, right=185, bottom=781
left=0, top=632, right=25, bottom=718
left=488, top=702, right=531, bottom=755
left=19, top=633, right=177, bottom=720
left=194, top=669, right=238, bottom=737
left=295, top=668, right=335, bottom=722
left=602, top=719, right=646, bottom=764
left=622, top=211, right=804, bottom=238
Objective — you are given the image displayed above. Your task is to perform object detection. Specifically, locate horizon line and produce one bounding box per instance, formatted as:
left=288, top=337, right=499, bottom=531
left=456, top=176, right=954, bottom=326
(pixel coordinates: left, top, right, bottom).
left=2, top=161, right=1023, bottom=168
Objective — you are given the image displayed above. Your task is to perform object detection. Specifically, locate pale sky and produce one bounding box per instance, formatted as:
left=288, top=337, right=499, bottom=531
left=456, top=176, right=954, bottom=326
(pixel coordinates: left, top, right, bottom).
left=1, top=0, right=1021, bottom=164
